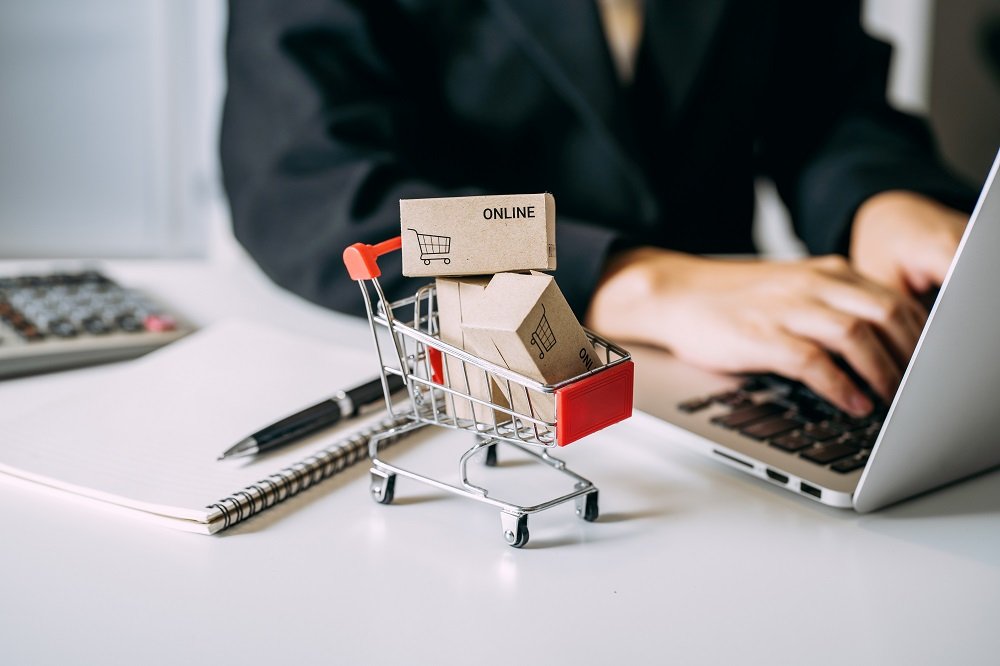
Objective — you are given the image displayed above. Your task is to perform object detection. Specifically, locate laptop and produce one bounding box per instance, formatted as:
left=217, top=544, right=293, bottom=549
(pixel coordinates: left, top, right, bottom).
left=633, top=150, right=1000, bottom=512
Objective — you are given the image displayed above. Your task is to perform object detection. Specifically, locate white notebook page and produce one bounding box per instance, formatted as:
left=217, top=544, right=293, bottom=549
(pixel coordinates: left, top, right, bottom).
left=0, top=320, right=384, bottom=527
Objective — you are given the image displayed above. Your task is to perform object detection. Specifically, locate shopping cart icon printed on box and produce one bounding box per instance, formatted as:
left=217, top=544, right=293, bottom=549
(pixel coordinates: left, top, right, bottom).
left=530, top=304, right=557, bottom=359
left=408, top=228, right=452, bottom=265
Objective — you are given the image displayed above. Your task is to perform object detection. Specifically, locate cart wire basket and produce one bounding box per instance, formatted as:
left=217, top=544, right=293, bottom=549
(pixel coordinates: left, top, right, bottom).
left=343, top=236, right=634, bottom=547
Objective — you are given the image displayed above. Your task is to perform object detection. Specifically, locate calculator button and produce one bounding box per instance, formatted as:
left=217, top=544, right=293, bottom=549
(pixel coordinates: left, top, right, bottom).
left=82, top=317, right=111, bottom=335
left=116, top=314, right=144, bottom=333
left=83, top=271, right=111, bottom=284
left=144, top=314, right=177, bottom=332
left=48, top=319, right=78, bottom=338
left=68, top=308, right=92, bottom=323
left=18, top=325, right=45, bottom=342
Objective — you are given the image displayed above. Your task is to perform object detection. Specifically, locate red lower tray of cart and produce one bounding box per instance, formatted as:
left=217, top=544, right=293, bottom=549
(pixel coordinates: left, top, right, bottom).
left=344, top=236, right=634, bottom=547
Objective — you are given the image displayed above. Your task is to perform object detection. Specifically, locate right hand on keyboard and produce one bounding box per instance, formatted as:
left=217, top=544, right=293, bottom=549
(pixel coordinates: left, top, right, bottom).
left=586, top=250, right=926, bottom=417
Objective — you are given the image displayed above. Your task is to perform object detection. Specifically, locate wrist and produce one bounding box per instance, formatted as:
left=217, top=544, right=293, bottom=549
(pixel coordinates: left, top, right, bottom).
left=850, top=190, right=969, bottom=294
left=851, top=190, right=949, bottom=257
left=585, top=246, right=708, bottom=346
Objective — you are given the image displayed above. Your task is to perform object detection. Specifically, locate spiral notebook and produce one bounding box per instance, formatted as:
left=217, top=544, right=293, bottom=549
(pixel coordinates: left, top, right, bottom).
left=0, top=320, right=410, bottom=534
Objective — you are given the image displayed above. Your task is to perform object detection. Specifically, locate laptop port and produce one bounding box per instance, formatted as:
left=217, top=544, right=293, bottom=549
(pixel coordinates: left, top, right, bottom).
left=799, top=482, right=822, bottom=499
left=766, top=468, right=789, bottom=484
left=712, top=449, right=753, bottom=468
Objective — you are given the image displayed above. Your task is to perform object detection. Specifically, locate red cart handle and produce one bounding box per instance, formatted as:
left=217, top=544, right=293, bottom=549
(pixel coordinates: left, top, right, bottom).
left=343, top=236, right=402, bottom=281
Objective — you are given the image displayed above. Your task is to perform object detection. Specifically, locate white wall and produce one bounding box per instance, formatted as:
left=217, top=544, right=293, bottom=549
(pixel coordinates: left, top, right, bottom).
left=0, top=0, right=227, bottom=258
left=863, top=0, right=936, bottom=114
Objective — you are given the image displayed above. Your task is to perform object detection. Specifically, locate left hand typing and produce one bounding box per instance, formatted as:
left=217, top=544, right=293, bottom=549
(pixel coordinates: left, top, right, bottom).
left=850, top=191, right=968, bottom=297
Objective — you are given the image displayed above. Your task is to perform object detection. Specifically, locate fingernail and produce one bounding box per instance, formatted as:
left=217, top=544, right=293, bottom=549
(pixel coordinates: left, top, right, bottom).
left=849, top=393, right=873, bottom=416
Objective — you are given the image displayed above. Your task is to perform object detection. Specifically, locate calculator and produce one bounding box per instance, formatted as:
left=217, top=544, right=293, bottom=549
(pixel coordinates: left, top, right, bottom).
left=0, top=270, right=194, bottom=378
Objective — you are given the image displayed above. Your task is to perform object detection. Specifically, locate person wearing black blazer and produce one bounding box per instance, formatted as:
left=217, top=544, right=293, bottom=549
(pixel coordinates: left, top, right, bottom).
left=221, top=0, right=975, bottom=415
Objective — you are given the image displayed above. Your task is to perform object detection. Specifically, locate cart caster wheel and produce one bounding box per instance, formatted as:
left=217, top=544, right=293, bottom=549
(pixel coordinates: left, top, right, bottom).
left=576, top=490, right=599, bottom=522
left=370, top=471, right=396, bottom=505
left=501, top=513, right=529, bottom=548
left=484, top=443, right=498, bottom=467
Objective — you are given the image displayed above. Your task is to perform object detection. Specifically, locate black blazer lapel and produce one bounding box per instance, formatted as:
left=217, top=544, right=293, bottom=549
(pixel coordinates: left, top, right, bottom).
left=488, top=0, right=658, bottom=221
left=643, top=0, right=729, bottom=120
left=489, top=0, right=619, bottom=126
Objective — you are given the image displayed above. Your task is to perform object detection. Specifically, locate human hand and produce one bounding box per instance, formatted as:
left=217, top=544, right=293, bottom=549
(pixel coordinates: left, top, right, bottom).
left=586, top=249, right=927, bottom=416
left=851, top=191, right=968, bottom=295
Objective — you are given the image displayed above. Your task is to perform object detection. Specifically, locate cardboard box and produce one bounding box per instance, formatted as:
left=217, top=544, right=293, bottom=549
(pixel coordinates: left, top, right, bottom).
left=460, top=272, right=604, bottom=424
left=401, top=193, right=556, bottom=277
left=435, top=277, right=511, bottom=425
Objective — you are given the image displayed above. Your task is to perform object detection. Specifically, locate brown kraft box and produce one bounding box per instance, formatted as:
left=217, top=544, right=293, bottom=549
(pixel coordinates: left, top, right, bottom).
left=401, top=193, right=556, bottom=277
left=460, top=272, right=605, bottom=423
left=435, top=277, right=511, bottom=424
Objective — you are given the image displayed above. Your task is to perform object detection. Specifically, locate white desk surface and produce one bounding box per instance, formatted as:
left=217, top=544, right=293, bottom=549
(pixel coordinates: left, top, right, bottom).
left=1, top=254, right=999, bottom=666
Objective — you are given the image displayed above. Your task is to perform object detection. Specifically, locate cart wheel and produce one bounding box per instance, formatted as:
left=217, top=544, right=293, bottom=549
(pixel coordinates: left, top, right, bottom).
left=501, top=513, right=529, bottom=548
left=370, top=471, right=396, bottom=505
left=443, top=258, right=451, bottom=264
left=484, top=443, right=498, bottom=467
left=422, top=259, right=431, bottom=265
left=576, top=490, right=599, bottom=522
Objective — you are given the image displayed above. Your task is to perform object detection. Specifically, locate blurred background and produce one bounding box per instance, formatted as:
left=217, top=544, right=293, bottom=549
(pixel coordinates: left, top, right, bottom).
left=1, top=0, right=998, bottom=260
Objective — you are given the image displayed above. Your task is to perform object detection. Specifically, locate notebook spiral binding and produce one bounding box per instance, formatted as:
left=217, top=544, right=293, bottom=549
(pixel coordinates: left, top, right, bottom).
left=206, top=413, right=412, bottom=531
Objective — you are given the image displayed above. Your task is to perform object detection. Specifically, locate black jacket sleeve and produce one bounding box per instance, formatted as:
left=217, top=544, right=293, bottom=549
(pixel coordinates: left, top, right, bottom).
left=758, top=0, right=977, bottom=255
left=220, top=0, right=625, bottom=318
left=221, top=0, right=470, bottom=316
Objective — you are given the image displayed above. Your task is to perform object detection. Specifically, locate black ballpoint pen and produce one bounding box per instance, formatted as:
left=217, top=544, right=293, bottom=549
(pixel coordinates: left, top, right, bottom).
left=218, top=373, right=407, bottom=460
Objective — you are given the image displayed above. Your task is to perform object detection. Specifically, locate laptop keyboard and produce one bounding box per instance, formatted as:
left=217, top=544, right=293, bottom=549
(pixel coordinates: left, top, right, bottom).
left=678, top=375, right=886, bottom=474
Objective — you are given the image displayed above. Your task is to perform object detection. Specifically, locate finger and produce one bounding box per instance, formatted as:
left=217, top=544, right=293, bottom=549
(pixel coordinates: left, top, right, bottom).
left=809, top=254, right=853, bottom=275
left=923, top=249, right=957, bottom=288
left=814, top=278, right=923, bottom=367
left=905, top=269, right=936, bottom=296
left=782, top=306, right=901, bottom=403
left=818, top=259, right=927, bottom=318
left=903, top=299, right=929, bottom=342
left=766, top=333, right=873, bottom=416
left=850, top=280, right=927, bottom=360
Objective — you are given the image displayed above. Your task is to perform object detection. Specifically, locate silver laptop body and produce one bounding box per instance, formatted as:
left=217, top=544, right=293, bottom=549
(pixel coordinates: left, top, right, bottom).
left=634, top=150, right=1000, bottom=512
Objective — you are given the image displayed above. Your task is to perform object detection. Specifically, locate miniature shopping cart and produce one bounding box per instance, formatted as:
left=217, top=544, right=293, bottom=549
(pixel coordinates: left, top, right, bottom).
left=408, top=228, right=452, bottom=265
left=343, top=236, right=634, bottom=547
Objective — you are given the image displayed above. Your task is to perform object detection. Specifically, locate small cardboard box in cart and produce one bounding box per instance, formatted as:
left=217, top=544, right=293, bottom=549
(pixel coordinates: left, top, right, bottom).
left=436, top=277, right=511, bottom=424
left=461, top=272, right=605, bottom=423
left=400, top=193, right=556, bottom=277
